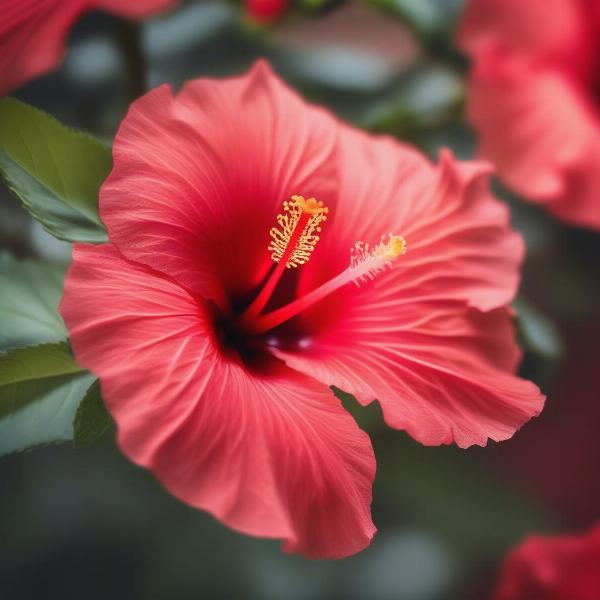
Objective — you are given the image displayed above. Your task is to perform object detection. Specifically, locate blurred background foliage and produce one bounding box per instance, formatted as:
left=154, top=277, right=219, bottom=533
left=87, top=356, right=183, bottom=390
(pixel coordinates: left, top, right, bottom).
left=1, top=0, right=600, bottom=599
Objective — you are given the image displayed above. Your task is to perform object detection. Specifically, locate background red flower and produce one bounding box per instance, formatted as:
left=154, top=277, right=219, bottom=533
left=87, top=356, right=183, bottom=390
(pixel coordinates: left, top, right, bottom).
left=458, top=0, right=600, bottom=229
left=492, top=524, right=600, bottom=600
left=245, top=0, right=290, bottom=23
left=0, top=0, right=176, bottom=96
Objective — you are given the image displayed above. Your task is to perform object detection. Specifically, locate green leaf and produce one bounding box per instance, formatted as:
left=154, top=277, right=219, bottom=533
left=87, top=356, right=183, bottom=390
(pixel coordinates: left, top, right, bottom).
left=0, top=342, right=94, bottom=456
left=363, top=64, right=464, bottom=146
left=0, top=253, right=68, bottom=351
left=0, top=98, right=110, bottom=243
left=73, top=379, right=113, bottom=447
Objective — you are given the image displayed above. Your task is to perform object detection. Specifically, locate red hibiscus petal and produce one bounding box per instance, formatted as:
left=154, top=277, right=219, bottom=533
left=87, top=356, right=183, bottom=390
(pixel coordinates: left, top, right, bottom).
left=467, top=62, right=600, bottom=229
left=457, top=0, right=596, bottom=77
left=0, top=0, right=176, bottom=96
left=493, top=524, right=600, bottom=600
left=275, top=302, right=543, bottom=448
left=458, top=0, right=600, bottom=230
left=0, top=0, right=85, bottom=96
left=271, top=135, right=543, bottom=448
left=100, top=61, right=339, bottom=312
left=61, top=243, right=376, bottom=558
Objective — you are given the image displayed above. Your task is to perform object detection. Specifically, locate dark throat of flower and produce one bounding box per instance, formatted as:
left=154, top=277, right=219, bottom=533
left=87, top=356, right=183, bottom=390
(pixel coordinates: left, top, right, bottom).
left=237, top=195, right=406, bottom=336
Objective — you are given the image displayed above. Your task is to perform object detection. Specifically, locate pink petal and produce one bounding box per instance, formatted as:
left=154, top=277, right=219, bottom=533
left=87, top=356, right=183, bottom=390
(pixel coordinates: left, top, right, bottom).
left=61, top=243, right=376, bottom=558
left=0, top=0, right=86, bottom=96
left=458, top=0, right=597, bottom=80
left=271, top=135, right=543, bottom=448
left=466, top=62, right=600, bottom=229
left=458, top=0, right=600, bottom=230
left=275, top=302, right=543, bottom=448
left=492, top=524, right=600, bottom=600
left=100, top=61, right=339, bottom=311
left=0, top=0, right=176, bottom=96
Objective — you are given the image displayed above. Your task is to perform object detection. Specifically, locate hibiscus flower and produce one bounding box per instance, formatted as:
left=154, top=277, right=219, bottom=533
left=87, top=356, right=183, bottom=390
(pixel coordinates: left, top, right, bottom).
left=60, top=62, right=544, bottom=558
left=492, top=524, right=600, bottom=600
left=458, top=0, right=600, bottom=229
left=0, top=0, right=176, bottom=96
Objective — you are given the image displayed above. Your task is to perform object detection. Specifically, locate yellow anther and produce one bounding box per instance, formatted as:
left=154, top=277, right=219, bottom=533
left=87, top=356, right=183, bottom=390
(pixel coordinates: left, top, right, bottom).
left=379, top=235, right=407, bottom=259
left=292, top=195, right=329, bottom=216
left=268, top=195, right=328, bottom=268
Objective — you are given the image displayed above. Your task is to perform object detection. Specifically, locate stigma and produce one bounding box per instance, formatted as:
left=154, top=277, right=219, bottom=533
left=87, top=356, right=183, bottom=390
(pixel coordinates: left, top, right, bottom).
left=349, top=234, right=407, bottom=286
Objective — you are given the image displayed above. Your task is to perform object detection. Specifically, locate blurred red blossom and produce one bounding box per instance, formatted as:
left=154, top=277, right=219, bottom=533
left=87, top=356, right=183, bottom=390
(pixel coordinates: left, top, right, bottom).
left=245, top=0, right=289, bottom=23
left=61, top=62, right=543, bottom=557
left=0, top=0, right=176, bottom=96
left=458, top=0, right=600, bottom=229
left=491, top=322, right=600, bottom=528
left=492, top=523, right=600, bottom=599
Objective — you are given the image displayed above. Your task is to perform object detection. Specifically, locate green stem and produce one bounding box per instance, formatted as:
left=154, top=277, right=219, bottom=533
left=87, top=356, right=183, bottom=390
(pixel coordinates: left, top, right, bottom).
left=115, top=19, right=146, bottom=102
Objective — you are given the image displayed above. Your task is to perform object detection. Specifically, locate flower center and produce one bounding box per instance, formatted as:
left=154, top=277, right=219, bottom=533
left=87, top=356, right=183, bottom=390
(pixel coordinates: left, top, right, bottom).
left=237, top=195, right=406, bottom=335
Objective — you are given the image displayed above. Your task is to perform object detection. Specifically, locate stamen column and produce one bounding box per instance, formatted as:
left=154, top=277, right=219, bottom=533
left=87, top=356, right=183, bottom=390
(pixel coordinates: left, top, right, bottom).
left=239, top=196, right=328, bottom=322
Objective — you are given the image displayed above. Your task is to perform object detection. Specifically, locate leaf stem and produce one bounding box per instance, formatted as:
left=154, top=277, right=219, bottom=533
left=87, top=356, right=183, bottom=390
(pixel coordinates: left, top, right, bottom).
left=115, top=19, right=146, bottom=102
